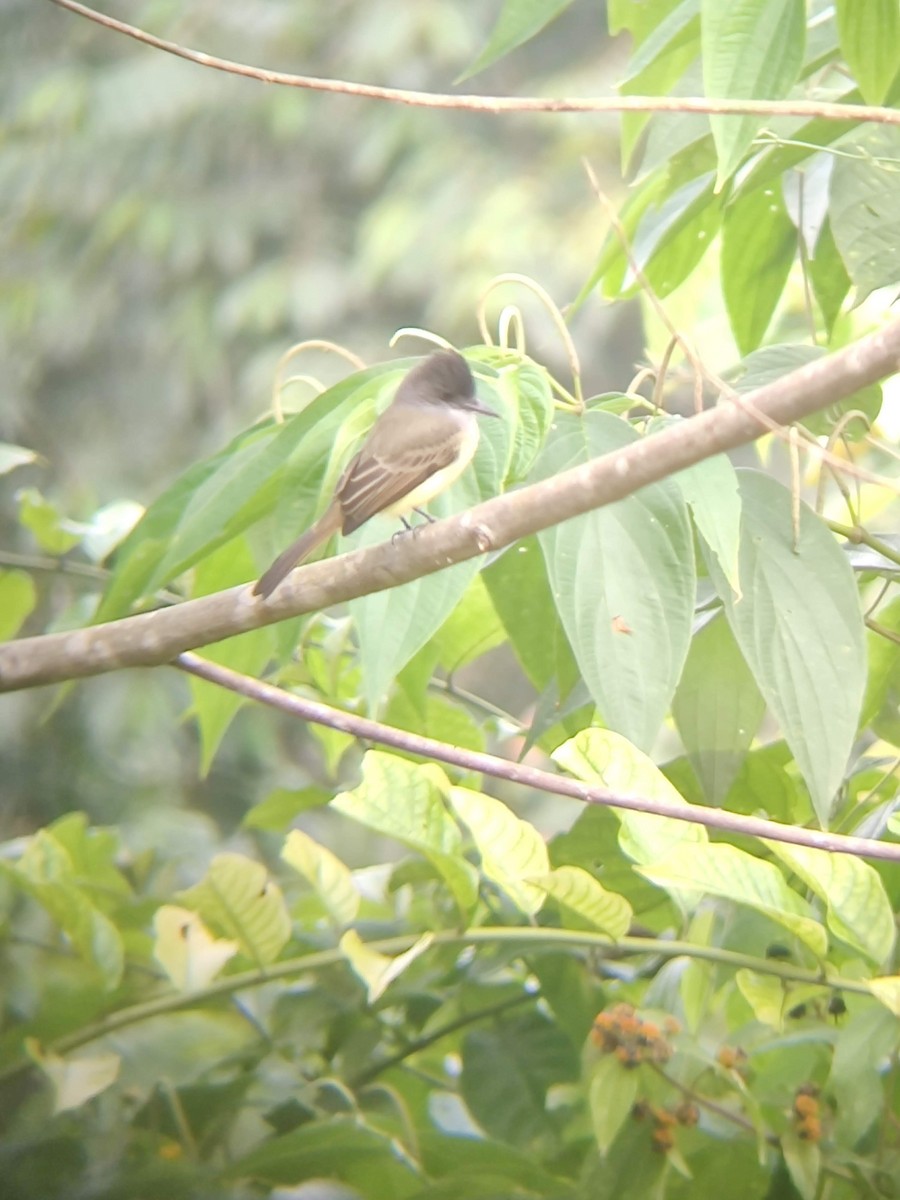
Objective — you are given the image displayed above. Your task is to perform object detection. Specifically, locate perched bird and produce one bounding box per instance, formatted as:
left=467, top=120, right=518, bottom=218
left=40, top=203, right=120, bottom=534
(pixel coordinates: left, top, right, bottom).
left=254, top=349, right=497, bottom=597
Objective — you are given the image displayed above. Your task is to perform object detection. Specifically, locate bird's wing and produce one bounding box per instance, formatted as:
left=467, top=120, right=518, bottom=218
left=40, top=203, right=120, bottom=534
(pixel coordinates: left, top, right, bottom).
left=338, top=408, right=462, bottom=534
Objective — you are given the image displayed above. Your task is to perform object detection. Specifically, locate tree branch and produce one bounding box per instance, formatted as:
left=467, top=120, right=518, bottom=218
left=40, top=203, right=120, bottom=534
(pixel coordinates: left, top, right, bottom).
left=175, top=652, right=900, bottom=862
left=47, top=0, right=900, bottom=127
left=2, top=318, right=900, bottom=692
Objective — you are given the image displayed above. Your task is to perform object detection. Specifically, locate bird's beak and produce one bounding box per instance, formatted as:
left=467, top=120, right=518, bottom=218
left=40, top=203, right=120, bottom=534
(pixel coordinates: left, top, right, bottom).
left=465, top=395, right=500, bottom=417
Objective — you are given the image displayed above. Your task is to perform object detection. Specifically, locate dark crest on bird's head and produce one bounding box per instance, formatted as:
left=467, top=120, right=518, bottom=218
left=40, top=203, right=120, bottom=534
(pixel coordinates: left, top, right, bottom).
left=396, top=349, right=475, bottom=406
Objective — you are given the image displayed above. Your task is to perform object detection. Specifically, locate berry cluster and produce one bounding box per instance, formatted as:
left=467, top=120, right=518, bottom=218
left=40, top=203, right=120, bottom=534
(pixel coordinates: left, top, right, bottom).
left=590, top=1003, right=680, bottom=1068
left=716, top=1044, right=750, bottom=1074
left=632, top=1099, right=700, bottom=1153
left=793, top=1085, right=822, bottom=1143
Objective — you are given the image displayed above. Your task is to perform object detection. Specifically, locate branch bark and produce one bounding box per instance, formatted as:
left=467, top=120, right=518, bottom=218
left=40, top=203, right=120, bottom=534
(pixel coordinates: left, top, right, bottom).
left=47, top=0, right=900, bottom=128
left=2, top=318, right=900, bottom=692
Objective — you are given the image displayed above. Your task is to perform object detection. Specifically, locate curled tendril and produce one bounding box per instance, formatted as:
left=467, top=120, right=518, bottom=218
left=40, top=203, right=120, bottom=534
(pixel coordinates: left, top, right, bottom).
left=271, top=340, right=366, bottom=423
left=389, top=328, right=453, bottom=352
left=477, top=273, right=583, bottom=408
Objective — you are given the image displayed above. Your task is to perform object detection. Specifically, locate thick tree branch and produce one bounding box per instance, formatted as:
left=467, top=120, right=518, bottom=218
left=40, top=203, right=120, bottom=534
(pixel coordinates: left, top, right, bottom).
left=48, top=0, right=900, bottom=127
left=177, top=652, right=900, bottom=862
left=2, top=318, right=900, bottom=692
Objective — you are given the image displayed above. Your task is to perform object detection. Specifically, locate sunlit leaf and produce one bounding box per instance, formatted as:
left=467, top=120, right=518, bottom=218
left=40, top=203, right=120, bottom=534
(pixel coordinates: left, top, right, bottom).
left=704, top=471, right=866, bottom=825
left=332, top=752, right=478, bottom=917
left=340, top=929, right=433, bottom=1003
left=448, top=786, right=549, bottom=915
left=282, top=828, right=360, bottom=927
left=177, top=853, right=292, bottom=967
left=529, top=865, right=632, bottom=938
left=153, top=905, right=239, bottom=991
left=637, top=842, right=828, bottom=955
left=536, top=413, right=695, bottom=750
left=766, top=841, right=895, bottom=964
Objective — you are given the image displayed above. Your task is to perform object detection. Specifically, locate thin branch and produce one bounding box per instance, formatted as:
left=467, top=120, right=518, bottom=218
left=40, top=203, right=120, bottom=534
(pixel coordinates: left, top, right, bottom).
left=3, top=318, right=900, bottom=693
left=47, top=0, right=900, bottom=127
left=349, top=991, right=536, bottom=1089
left=0, top=926, right=879, bottom=1083
left=175, top=652, right=900, bottom=862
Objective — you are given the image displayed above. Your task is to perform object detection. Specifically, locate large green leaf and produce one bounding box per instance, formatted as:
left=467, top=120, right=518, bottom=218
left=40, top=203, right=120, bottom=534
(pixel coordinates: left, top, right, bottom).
left=97, top=365, right=391, bottom=619
left=672, top=613, right=765, bottom=804
left=460, top=1011, right=579, bottom=1147
left=766, top=841, right=895, bottom=965
left=830, top=124, right=900, bottom=300
left=448, top=786, right=549, bottom=915
left=331, top=752, right=478, bottom=917
left=589, top=1054, right=640, bottom=1155
left=721, top=183, right=797, bottom=354
left=177, top=852, right=292, bottom=967
left=553, top=729, right=707, bottom=912
left=637, top=842, right=828, bottom=956
left=460, top=0, right=577, bottom=81
left=2, top=830, right=124, bottom=989
left=227, top=1119, right=421, bottom=1196
left=704, top=471, right=866, bottom=824
left=536, top=413, right=695, bottom=750
left=186, top=536, right=277, bottom=773
left=836, top=0, right=900, bottom=104
left=702, top=0, right=806, bottom=187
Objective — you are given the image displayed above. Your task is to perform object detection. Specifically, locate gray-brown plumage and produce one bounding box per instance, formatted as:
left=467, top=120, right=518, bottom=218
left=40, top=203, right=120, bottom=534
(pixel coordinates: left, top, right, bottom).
left=253, top=350, right=496, bottom=598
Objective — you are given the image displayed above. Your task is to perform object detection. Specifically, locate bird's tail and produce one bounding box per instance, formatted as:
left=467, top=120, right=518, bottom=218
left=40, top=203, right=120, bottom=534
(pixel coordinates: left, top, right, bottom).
left=253, top=501, right=343, bottom=598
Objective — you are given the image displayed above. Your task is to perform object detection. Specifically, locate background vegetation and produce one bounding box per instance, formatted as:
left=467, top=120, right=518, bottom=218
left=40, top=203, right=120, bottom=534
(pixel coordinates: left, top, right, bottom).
left=3, top=1, right=900, bottom=1197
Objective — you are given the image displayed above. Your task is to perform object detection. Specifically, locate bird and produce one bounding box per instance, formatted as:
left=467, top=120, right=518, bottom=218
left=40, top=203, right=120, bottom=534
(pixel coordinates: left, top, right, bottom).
left=253, top=349, right=497, bottom=598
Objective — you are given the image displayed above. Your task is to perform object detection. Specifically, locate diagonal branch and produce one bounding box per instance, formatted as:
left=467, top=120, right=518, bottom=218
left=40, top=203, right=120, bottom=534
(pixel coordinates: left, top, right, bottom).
left=175, top=652, right=900, bottom=862
left=2, top=317, right=900, bottom=693
left=47, top=0, right=900, bottom=127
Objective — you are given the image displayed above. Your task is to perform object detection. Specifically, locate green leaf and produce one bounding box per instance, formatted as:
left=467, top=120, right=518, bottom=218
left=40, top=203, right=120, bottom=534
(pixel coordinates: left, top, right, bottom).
left=808, top=218, right=851, bottom=337
left=766, top=841, right=895, bottom=964
left=282, top=828, right=360, bottom=927
left=781, top=1129, right=820, bottom=1200
left=448, top=786, right=549, bottom=915
left=177, top=852, right=292, bottom=967
left=668, top=439, right=742, bottom=593
left=16, top=487, right=81, bottom=554
left=536, top=413, right=695, bottom=749
left=26, top=1043, right=120, bottom=1115
left=830, top=124, right=900, bottom=300
left=331, top=752, right=478, bottom=918
left=836, top=0, right=900, bottom=104
left=618, top=0, right=702, bottom=168
left=721, top=184, right=797, bottom=353
left=830, top=1004, right=900, bottom=1145
left=734, top=968, right=791, bottom=1027
left=500, top=359, right=556, bottom=484
left=3, top=830, right=124, bottom=988
left=704, top=471, right=866, bottom=825
left=672, top=614, right=765, bottom=804
left=552, top=729, right=707, bottom=906
left=867, top=975, right=900, bottom=1017
left=242, top=786, right=331, bottom=832
left=637, top=842, right=829, bottom=956
left=430, top=575, right=505, bottom=672
left=460, top=0, right=577, bottom=80
left=588, top=1053, right=640, bottom=1155
left=152, top=905, right=239, bottom=991
left=484, top=536, right=575, bottom=690
left=460, top=1012, right=579, bottom=1147
left=339, top=929, right=433, bottom=1003
left=732, top=343, right=881, bottom=434
left=186, top=537, right=276, bottom=773
left=529, top=865, right=633, bottom=939
left=98, top=362, right=395, bottom=619
left=227, top=1118, right=421, bottom=1195
left=625, top=172, right=721, bottom=299
left=702, top=0, right=806, bottom=187
left=0, top=569, right=37, bottom=639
